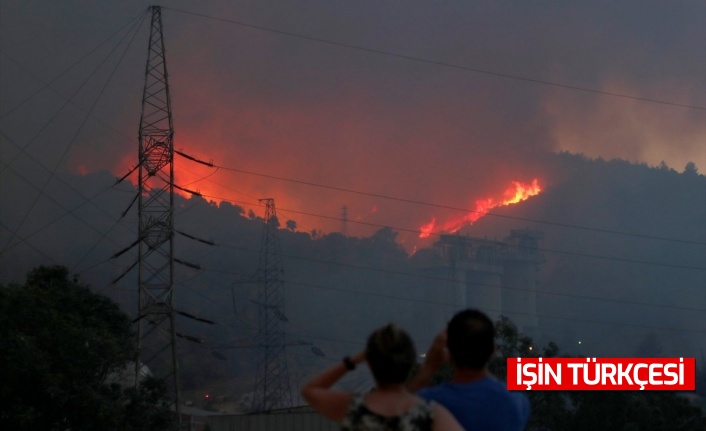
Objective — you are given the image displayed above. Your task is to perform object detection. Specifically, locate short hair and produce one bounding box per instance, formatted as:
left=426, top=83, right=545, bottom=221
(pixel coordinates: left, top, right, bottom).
left=365, top=323, right=417, bottom=385
left=447, top=309, right=495, bottom=369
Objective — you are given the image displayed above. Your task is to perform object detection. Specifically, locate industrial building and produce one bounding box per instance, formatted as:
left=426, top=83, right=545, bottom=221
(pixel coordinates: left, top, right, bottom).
left=424, top=229, right=544, bottom=332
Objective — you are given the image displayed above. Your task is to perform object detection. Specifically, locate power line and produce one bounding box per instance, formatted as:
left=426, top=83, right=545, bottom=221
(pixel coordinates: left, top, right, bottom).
left=192, top=190, right=706, bottom=272
left=1, top=12, right=146, bottom=169
left=101, top=244, right=704, bottom=351
left=207, top=242, right=706, bottom=314
left=164, top=7, right=705, bottom=111
left=0, top=221, right=61, bottom=267
left=205, top=165, right=706, bottom=247
left=4, top=7, right=698, bottom=253
left=169, top=160, right=706, bottom=266
left=270, top=206, right=706, bottom=271
left=0, top=5, right=700, bottom=339
left=16, top=60, right=702, bottom=267
left=0, top=134, right=134, bottom=256
left=2, top=6, right=701, bottom=254
left=10, top=148, right=692, bottom=308
left=0, top=10, right=147, bottom=119
left=1, top=12, right=147, bottom=254
left=169, top=157, right=706, bottom=251
left=204, top=265, right=706, bottom=336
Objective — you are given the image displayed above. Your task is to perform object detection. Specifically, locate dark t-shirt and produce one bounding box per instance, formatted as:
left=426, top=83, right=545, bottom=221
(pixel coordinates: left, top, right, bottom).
left=418, top=376, right=530, bottom=431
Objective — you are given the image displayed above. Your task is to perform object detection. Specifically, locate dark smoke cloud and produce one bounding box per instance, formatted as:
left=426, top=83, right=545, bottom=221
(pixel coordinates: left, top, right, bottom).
left=2, top=1, right=703, bottom=246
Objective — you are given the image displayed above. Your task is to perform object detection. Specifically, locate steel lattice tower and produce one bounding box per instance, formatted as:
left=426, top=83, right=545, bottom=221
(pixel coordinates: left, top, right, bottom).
left=136, top=5, right=181, bottom=426
left=252, top=198, right=293, bottom=411
left=341, top=205, right=348, bottom=236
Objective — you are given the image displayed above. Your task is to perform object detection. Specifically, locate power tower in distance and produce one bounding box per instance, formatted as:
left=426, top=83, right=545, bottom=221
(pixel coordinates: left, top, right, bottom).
left=341, top=205, right=348, bottom=236
left=252, top=198, right=293, bottom=411
left=135, top=5, right=181, bottom=426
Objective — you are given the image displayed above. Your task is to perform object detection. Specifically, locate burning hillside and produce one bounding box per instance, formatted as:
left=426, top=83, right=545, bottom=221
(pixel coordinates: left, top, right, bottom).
left=419, top=179, right=542, bottom=237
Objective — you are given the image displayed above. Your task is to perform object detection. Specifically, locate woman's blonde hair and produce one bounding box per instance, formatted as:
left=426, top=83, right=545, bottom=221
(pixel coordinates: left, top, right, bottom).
left=365, top=323, right=417, bottom=385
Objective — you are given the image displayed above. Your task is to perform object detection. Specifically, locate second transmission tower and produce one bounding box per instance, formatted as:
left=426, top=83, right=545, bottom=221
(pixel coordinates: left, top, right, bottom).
left=252, top=198, right=293, bottom=411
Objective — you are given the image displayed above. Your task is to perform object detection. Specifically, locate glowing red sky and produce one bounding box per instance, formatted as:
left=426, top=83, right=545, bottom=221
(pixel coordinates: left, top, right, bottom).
left=1, top=1, right=704, bottom=250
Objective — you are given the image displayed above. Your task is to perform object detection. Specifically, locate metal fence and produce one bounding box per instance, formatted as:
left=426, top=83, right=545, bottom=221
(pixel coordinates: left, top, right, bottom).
left=205, top=408, right=338, bottom=431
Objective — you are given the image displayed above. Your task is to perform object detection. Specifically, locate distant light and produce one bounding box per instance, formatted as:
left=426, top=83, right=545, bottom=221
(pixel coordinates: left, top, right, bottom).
left=205, top=394, right=210, bottom=399
left=578, top=341, right=582, bottom=345
left=420, top=353, right=427, bottom=358
left=528, top=346, right=533, bottom=351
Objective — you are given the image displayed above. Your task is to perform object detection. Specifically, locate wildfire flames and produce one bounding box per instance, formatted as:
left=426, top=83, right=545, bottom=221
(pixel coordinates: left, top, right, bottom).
left=419, top=179, right=542, bottom=238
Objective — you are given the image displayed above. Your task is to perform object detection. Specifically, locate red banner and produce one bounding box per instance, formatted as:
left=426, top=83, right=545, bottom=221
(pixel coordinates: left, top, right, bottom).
left=506, top=357, right=695, bottom=390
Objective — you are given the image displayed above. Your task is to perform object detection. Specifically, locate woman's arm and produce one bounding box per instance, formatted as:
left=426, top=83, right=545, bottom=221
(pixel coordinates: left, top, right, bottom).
left=301, top=350, right=366, bottom=423
left=408, top=330, right=448, bottom=392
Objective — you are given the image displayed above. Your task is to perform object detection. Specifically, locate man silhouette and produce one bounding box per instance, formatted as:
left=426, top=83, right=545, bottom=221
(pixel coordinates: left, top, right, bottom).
left=410, top=309, right=530, bottom=430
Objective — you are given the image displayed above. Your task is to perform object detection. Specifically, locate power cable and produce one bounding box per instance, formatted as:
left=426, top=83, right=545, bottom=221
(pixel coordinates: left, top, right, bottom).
left=2, top=8, right=699, bottom=254
left=194, top=190, right=706, bottom=272
left=76, top=256, right=125, bottom=288
left=0, top=155, right=131, bottom=259
left=207, top=165, right=706, bottom=247
left=3, top=9, right=701, bottom=251
left=16, top=6, right=692, bottom=254
left=31, top=156, right=696, bottom=317
left=1, top=5, right=701, bottom=344
left=205, top=265, right=706, bottom=336
left=0, top=136, right=133, bottom=258
left=170, top=156, right=704, bottom=249
left=4, top=50, right=701, bottom=269
left=0, top=132, right=139, bottom=272
left=1, top=12, right=147, bottom=254
left=164, top=7, right=705, bottom=111
left=0, top=221, right=60, bottom=267
left=1, top=12, right=146, bottom=169
left=0, top=10, right=147, bottom=118
left=206, top=244, right=706, bottom=314
left=271, top=205, right=706, bottom=271
left=285, top=277, right=705, bottom=315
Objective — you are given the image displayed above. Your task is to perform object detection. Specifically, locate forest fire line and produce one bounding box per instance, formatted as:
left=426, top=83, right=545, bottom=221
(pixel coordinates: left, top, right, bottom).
left=107, top=151, right=542, bottom=240
left=419, top=179, right=542, bottom=238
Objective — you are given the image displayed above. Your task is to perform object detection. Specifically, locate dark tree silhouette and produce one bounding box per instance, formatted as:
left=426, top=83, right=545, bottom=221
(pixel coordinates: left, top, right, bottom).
left=0, top=266, right=171, bottom=431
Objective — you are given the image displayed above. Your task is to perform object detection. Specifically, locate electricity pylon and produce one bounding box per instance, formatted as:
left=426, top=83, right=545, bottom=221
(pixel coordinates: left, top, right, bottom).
left=341, top=205, right=348, bottom=236
left=136, top=5, right=181, bottom=427
left=252, top=198, right=293, bottom=411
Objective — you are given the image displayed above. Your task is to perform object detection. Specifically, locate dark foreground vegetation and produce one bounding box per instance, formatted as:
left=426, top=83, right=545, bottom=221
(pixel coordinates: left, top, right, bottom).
left=0, top=266, right=172, bottom=431
left=1, top=265, right=704, bottom=430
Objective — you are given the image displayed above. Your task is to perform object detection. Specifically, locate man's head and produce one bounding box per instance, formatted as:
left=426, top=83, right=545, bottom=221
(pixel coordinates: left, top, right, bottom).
left=447, top=309, right=495, bottom=369
left=366, top=323, right=417, bottom=385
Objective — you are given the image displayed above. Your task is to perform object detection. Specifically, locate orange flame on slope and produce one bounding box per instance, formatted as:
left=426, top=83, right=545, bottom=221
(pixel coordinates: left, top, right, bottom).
left=419, top=218, right=437, bottom=238
left=418, top=179, right=542, bottom=238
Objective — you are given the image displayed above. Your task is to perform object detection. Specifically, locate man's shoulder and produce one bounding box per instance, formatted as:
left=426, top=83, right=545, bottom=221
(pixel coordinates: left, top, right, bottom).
left=419, top=378, right=530, bottom=429
left=419, top=377, right=529, bottom=406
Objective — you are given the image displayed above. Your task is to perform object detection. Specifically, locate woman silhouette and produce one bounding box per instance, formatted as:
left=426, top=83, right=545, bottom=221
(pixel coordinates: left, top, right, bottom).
left=302, top=323, right=463, bottom=431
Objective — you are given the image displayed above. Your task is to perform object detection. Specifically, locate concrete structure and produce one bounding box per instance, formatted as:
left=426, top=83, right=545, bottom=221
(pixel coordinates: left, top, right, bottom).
left=425, top=229, right=544, bottom=332
left=501, top=229, right=544, bottom=330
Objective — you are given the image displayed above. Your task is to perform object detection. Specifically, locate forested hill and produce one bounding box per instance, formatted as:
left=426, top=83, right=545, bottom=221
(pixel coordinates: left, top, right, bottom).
left=474, top=152, right=705, bottom=359
left=0, top=152, right=704, bottom=400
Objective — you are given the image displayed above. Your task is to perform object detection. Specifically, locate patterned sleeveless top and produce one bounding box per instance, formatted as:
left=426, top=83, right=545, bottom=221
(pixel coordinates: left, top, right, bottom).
left=341, top=393, right=433, bottom=431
